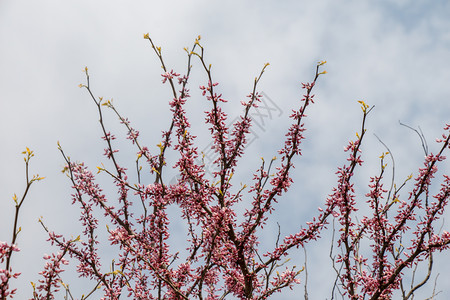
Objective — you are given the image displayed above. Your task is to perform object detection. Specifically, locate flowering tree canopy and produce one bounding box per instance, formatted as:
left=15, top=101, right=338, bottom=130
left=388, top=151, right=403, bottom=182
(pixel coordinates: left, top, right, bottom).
left=1, top=35, right=450, bottom=300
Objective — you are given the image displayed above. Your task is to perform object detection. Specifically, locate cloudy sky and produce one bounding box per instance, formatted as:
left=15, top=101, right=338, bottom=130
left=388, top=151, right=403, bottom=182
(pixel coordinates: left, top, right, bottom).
left=1, top=0, right=450, bottom=299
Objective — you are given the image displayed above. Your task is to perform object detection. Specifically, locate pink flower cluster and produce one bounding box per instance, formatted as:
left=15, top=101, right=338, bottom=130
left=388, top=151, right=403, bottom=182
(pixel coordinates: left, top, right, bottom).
left=0, top=242, right=20, bottom=299
left=32, top=252, right=69, bottom=299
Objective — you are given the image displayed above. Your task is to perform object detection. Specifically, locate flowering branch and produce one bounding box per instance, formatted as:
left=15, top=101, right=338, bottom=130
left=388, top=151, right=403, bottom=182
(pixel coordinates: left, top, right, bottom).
left=330, top=107, right=450, bottom=299
left=0, top=148, right=43, bottom=300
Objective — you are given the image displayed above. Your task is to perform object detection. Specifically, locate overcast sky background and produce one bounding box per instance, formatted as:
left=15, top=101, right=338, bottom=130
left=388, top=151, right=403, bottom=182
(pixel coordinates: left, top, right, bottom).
left=1, top=1, right=450, bottom=299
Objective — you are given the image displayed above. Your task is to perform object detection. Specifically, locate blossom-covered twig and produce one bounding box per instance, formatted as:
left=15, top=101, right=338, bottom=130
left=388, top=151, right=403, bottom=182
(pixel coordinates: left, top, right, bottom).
left=330, top=109, right=450, bottom=299
left=0, top=148, right=43, bottom=300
